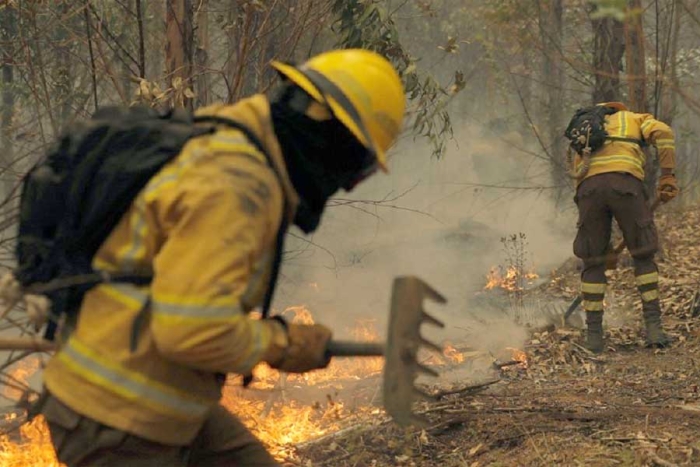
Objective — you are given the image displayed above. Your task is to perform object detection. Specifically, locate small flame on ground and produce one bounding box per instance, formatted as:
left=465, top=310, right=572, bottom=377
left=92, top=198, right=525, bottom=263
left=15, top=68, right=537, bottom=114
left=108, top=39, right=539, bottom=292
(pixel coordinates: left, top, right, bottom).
left=442, top=342, right=465, bottom=364
left=422, top=341, right=467, bottom=366
left=484, top=266, right=539, bottom=292
left=505, top=347, right=529, bottom=369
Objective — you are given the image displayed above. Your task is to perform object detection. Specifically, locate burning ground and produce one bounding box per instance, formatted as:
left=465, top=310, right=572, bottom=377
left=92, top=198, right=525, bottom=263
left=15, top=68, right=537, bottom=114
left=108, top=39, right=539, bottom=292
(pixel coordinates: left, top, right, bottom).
left=2, top=208, right=700, bottom=466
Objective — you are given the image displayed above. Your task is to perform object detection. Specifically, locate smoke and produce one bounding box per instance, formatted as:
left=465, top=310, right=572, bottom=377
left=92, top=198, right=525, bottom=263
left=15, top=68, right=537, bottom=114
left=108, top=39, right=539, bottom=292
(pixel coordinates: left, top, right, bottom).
left=276, top=118, right=577, bottom=351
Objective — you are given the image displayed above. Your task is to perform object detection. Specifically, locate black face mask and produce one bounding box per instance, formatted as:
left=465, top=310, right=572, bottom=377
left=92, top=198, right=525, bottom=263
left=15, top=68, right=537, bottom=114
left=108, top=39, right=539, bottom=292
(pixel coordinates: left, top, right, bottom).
left=270, top=86, right=377, bottom=233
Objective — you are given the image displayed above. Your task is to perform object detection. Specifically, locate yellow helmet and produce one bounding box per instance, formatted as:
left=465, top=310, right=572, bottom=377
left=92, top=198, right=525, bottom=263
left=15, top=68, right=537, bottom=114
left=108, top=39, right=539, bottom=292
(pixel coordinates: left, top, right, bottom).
left=597, top=102, right=628, bottom=111
left=271, top=49, right=405, bottom=172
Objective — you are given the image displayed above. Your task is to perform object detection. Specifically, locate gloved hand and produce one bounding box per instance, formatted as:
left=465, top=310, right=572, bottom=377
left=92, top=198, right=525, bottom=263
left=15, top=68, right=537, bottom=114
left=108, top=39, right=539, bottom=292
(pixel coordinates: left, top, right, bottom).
left=0, top=272, right=23, bottom=313
left=657, top=174, right=679, bottom=203
left=264, top=319, right=332, bottom=373
left=0, top=272, right=51, bottom=328
left=25, top=294, right=51, bottom=329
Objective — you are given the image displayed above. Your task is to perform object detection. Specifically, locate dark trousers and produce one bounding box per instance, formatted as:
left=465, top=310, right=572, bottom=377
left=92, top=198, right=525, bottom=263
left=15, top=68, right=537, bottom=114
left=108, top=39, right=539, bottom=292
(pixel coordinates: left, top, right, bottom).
left=573, top=172, right=660, bottom=313
left=41, top=392, right=279, bottom=467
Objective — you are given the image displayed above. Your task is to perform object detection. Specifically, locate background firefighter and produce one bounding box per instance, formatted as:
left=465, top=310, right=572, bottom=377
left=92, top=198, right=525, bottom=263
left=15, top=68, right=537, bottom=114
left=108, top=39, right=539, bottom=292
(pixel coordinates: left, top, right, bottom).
left=36, top=49, right=406, bottom=466
left=569, top=102, right=679, bottom=353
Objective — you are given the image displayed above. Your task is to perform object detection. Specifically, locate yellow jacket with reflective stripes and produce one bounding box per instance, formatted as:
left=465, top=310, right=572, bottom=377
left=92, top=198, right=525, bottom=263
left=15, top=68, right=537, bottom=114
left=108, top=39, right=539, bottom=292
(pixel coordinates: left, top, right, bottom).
left=43, top=95, right=300, bottom=445
left=575, top=110, right=676, bottom=184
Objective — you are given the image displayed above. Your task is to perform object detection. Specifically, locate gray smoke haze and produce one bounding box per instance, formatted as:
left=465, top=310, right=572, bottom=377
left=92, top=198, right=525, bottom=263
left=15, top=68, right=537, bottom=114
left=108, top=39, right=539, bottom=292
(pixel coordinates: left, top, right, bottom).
left=276, top=118, right=578, bottom=351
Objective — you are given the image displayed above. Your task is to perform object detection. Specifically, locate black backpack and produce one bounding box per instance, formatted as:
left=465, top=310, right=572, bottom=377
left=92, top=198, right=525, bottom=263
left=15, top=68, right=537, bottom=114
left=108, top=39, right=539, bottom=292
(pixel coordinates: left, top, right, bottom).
left=564, top=105, right=646, bottom=156
left=564, top=105, right=619, bottom=155
left=14, top=106, right=286, bottom=341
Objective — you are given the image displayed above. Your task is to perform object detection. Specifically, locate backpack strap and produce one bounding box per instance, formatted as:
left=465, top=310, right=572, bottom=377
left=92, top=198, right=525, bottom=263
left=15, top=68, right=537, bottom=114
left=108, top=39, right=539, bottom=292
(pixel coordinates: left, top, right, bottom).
left=26, top=271, right=152, bottom=295
left=192, top=115, right=289, bottom=319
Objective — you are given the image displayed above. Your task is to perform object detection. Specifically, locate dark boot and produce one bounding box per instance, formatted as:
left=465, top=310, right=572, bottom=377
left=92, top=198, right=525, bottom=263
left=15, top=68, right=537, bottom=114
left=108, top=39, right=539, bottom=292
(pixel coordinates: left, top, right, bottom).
left=585, top=311, right=604, bottom=353
left=642, top=301, right=670, bottom=348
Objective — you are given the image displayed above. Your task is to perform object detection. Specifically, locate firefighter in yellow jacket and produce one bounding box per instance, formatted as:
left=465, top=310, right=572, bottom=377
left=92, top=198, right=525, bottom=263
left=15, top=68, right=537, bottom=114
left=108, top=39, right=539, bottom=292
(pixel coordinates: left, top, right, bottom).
left=38, top=49, right=406, bottom=466
left=571, top=102, right=678, bottom=353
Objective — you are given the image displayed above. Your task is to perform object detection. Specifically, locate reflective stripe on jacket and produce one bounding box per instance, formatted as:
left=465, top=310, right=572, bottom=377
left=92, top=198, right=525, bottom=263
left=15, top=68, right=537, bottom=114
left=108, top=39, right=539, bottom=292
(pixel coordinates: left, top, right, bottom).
left=43, top=95, right=300, bottom=445
left=575, top=110, right=676, bottom=183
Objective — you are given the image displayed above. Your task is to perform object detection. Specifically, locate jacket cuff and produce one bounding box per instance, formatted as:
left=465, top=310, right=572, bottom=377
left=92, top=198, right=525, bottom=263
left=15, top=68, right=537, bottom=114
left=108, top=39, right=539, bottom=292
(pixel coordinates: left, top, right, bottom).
left=658, top=149, right=676, bottom=171
left=260, top=318, right=289, bottom=366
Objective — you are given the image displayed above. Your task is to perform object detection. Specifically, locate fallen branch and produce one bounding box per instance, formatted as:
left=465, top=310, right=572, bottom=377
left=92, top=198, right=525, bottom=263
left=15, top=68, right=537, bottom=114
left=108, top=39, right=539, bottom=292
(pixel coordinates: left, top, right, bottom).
left=600, top=436, right=671, bottom=443
left=492, top=360, right=524, bottom=370
left=427, top=416, right=469, bottom=434
left=295, top=420, right=387, bottom=451
left=434, top=379, right=501, bottom=400
left=648, top=454, right=678, bottom=467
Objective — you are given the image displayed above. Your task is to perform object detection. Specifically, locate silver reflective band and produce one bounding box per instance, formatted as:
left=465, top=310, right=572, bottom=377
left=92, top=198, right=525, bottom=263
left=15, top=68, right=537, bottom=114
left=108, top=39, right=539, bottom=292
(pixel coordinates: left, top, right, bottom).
left=152, top=301, right=243, bottom=318
left=62, top=343, right=209, bottom=418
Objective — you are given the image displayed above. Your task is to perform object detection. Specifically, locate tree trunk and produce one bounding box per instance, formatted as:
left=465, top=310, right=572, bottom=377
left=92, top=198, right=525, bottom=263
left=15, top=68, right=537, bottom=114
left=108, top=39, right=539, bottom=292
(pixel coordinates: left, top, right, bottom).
left=517, top=48, right=533, bottom=139
left=147, top=1, right=164, bottom=80
left=659, top=0, right=680, bottom=124
left=541, top=0, right=566, bottom=191
left=165, top=0, right=194, bottom=109
left=624, top=0, right=647, bottom=112
left=194, top=0, right=209, bottom=107
left=0, top=4, right=16, bottom=228
left=55, top=1, right=74, bottom=129
left=118, top=32, right=133, bottom=102
left=661, top=1, right=682, bottom=205
left=1, top=3, right=15, bottom=207
left=591, top=5, right=625, bottom=103
left=135, top=0, right=146, bottom=78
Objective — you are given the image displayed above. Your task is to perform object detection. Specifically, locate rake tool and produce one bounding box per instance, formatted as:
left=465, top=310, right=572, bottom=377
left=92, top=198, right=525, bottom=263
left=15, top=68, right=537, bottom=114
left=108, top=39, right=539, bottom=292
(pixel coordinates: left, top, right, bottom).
left=325, top=276, right=447, bottom=426
left=0, top=276, right=448, bottom=427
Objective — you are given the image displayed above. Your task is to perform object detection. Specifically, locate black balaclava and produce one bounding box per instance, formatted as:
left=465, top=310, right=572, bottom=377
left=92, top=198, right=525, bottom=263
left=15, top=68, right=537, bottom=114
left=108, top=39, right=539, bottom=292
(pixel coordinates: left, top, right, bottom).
left=270, top=84, right=377, bottom=233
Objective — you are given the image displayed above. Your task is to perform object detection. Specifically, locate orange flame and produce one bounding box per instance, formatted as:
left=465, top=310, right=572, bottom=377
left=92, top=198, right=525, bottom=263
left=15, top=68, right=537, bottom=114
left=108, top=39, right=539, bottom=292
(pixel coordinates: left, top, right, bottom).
left=422, top=341, right=467, bottom=366
left=0, top=415, right=65, bottom=466
left=443, top=342, right=465, bottom=364
left=3, top=358, right=41, bottom=401
left=484, top=266, right=538, bottom=292
left=505, top=347, right=528, bottom=369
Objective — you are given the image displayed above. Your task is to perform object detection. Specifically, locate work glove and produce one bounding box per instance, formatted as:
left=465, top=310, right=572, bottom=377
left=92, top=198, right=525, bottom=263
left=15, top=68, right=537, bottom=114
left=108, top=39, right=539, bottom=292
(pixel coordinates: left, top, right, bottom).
left=263, top=318, right=332, bottom=373
left=0, top=272, right=51, bottom=329
left=25, top=294, right=51, bottom=329
left=0, top=272, right=23, bottom=313
left=657, top=174, right=679, bottom=203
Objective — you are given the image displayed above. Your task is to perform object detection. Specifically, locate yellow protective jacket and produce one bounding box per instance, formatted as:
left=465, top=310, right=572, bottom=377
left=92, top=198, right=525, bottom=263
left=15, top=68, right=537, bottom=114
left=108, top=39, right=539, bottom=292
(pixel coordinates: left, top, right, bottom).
left=575, top=110, right=676, bottom=183
left=43, top=95, right=299, bottom=445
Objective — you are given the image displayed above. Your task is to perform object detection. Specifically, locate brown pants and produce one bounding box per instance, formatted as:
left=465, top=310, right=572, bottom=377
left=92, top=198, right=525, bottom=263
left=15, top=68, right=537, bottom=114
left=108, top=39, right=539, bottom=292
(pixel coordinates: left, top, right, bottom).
left=573, top=172, right=660, bottom=313
left=41, top=393, right=279, bottom=467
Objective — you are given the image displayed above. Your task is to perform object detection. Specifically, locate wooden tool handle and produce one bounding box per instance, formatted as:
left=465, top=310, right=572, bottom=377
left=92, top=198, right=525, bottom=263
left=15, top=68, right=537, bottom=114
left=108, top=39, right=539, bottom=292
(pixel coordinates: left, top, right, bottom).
left=0, top=337, right=56, bottom=352
left=325, top=340, right=385, bottom=357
